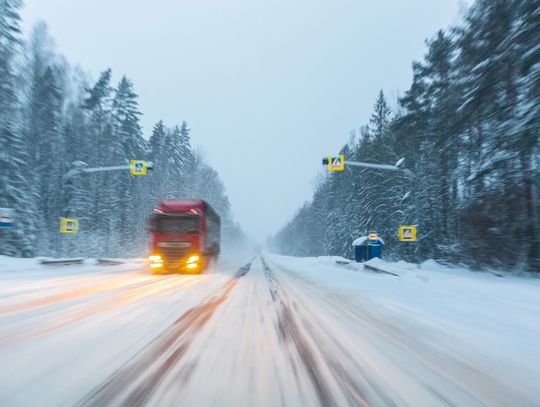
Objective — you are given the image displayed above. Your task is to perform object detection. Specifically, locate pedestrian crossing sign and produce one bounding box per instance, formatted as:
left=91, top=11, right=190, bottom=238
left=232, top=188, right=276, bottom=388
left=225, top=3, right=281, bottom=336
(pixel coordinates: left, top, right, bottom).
left=130, top=160, right=147, bottom=176
left=328, top=155, right=345, bottom=172
left=399, top=226, right=417, bottom=241
left=60, top=218, right=78, bottom=234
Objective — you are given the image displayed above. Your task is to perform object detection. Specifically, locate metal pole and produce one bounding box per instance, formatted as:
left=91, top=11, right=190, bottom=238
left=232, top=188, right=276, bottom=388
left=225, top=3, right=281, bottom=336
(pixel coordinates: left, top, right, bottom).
left=81, top=165, right=132, bottom=174
left=344, top=161, right=402, bottom=171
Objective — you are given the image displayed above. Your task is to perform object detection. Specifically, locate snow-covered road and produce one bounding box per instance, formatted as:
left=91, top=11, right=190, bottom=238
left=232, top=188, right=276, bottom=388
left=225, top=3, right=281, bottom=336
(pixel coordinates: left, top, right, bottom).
left=0, top=254, right=539, bottom=406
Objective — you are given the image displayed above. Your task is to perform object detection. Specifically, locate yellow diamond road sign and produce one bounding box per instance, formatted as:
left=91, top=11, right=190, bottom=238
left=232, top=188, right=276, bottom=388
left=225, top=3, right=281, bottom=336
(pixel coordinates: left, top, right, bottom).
left=130, top=160, right=147, bottom=176
left=60, top=217, right=78, bottom=234
left=399, top=226, right=417, bottom=241
left=328, top=155, right=345, bottom=171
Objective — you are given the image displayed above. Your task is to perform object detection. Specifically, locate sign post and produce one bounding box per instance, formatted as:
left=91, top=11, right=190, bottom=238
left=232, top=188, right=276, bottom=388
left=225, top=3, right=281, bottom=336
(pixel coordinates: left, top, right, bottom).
left=399, top=226, right=418, bottom=264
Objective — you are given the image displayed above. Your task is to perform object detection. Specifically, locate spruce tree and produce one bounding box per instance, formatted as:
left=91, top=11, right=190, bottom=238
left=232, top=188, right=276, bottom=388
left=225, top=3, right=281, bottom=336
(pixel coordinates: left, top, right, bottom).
left=82, top=69, right=113, bottom=255
left=111, top=76, right=145, bottom=254
left=0, top=0, right=33, bottom=256
left=34, top=67, right=64, bottom=255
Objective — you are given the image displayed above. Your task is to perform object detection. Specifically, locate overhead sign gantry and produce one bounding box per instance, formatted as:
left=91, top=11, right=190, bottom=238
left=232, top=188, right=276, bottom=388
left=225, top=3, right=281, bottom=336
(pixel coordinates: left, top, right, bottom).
left=322, top=154, right=419, bottom=251
left=60, top=160, right=154, bottom=233
left=322, top=155, right=414, bottom=176
left=62, top=160, right=154, bottom=185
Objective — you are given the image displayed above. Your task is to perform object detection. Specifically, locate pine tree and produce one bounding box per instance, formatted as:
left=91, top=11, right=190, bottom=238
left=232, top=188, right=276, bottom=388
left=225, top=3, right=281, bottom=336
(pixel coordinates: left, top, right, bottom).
left=82, top=69, right=113, bottom=255
left=510, top=0, right=540, bottom=270
left=23, top=22, right=57, bottom=254
left=110, top=76, right=145, bottom=254
left=273, top=1, right=538, bottom=271
left=149, top=120, right=169, bottom=203
left=176, top=121, right=193, bottom=196
left=421, top=30, right=459, bottom=248
left=34, top=67, right=64, bottom=255
left=0, top=7, right=244, bottom=259
left=0, top=0, right=34, bottom=256
left=369, top=90, right=391, bottom=141
left=61, top=66, right=92, bottom=256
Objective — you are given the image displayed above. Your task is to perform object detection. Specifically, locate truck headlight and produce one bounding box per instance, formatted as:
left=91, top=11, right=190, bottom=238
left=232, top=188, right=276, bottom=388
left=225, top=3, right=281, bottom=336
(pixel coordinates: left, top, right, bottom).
left=188, top=255, right=199, bottom=263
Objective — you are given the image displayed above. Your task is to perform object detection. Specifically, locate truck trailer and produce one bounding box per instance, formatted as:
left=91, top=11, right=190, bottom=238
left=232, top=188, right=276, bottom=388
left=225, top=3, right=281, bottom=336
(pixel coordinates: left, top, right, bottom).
left=148, top=200, right=220, bottom=273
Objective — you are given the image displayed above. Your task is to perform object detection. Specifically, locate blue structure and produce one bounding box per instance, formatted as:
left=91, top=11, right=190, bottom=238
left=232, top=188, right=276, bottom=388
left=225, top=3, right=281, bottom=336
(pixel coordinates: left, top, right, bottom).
left=352, top=235, right=385, bottom=262
left=0, top=208, right=15, bottom=229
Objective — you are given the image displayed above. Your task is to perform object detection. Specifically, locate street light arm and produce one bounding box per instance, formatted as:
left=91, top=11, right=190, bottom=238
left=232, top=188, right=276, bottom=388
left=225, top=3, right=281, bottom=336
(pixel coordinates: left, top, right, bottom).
left=61, top=161, right=154, bottom=182
left=60, top=159, right=154, bottom=222
left=81, top=162, right=154, bottom=174
left=402, top=168, right=415, bottom=178
left=323, top=156, right=414, bottom=177
left=81, top=165, right=131, bottom=174
left=344, top=160, right=402, bottom=172
left=61, top=169, right=83, bottom=185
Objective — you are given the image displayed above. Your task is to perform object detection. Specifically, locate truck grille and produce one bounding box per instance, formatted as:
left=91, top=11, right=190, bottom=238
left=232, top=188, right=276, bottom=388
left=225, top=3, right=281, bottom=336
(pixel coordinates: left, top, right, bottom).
left=158, top=241, right=192, bottom=260
left=161, top=247, right=190, bottom=260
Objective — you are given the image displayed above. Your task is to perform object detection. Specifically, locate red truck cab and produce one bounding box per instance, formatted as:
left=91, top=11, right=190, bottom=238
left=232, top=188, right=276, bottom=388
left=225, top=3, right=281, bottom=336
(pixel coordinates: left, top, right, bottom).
left=148, top=200, right=220, bottom=273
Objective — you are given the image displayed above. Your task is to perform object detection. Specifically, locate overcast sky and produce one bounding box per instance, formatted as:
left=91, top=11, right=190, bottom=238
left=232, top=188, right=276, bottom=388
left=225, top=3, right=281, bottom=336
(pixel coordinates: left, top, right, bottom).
left=21, top=0, right=464, bottom=242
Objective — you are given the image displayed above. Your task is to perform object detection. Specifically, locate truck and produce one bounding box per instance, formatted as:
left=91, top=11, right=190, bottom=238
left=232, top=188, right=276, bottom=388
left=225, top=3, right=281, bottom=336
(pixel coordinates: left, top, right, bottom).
left=147, top=200, right=220, bottom=273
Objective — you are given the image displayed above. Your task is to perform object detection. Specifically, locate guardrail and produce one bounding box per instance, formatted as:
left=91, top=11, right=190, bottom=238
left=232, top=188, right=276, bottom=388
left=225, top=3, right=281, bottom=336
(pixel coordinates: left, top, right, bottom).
left=96, top=258, right=125, bottom=266
left=39, top=258, right=85, bottom=266
left=363, top=263, right=400, bottom=276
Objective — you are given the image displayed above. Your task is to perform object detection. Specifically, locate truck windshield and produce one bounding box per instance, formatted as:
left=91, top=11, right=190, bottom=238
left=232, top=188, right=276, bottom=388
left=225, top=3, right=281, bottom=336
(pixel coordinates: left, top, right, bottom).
left=154, top=215, right=201, bottom=232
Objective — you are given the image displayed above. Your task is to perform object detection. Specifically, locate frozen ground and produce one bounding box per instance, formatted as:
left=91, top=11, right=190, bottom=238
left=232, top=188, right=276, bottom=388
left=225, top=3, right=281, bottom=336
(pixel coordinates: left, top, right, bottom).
left=0, top=253, right=539, bottom=406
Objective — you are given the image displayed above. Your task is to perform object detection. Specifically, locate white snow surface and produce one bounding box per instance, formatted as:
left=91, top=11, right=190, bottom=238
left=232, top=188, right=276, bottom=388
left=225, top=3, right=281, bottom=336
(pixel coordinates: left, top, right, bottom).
left=0, top=254, right=539, bottom=406
left=352, top=236, right=369, bottom=246
left=352, top=236, right=385, bottom=245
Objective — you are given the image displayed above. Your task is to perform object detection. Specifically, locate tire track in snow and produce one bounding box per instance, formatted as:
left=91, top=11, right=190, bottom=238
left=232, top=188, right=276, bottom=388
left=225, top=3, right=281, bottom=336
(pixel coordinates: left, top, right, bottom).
left=0, top=275, right=206, bottom=349
left=78, top=261, right=253, bottom=407
left=0, top=266, right=148, bottom=316
left=268, top=258, right=538, bottom=407
left=261, top=257, right=369, bottom=407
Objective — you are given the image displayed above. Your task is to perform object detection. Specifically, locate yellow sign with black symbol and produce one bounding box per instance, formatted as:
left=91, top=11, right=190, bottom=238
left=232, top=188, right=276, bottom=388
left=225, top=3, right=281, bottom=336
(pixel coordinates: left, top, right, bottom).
left=328, top=155, right=345, bottom=172
left=399, top=226, right=417, bottom=241
left=60, top=218, right=78, bottom=234
left=130, top=160, right=147, bottom=176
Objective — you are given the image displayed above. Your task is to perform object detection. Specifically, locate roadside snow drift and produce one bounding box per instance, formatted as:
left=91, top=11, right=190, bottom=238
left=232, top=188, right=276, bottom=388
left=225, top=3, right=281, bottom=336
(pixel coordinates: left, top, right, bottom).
left=0, top=254, right=538, bottom=406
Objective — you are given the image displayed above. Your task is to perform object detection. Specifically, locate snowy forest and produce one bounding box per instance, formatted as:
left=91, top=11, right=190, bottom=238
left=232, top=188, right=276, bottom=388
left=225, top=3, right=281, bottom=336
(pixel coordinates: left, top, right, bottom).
left=0, top=1, right=244, bottom=258
left=271, top=0, right=539, bottom=272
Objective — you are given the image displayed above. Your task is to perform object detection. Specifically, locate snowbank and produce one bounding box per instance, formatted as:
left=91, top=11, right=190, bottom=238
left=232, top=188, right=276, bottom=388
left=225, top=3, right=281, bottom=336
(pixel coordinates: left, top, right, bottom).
left=269, top=253, right=540, bottom=382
